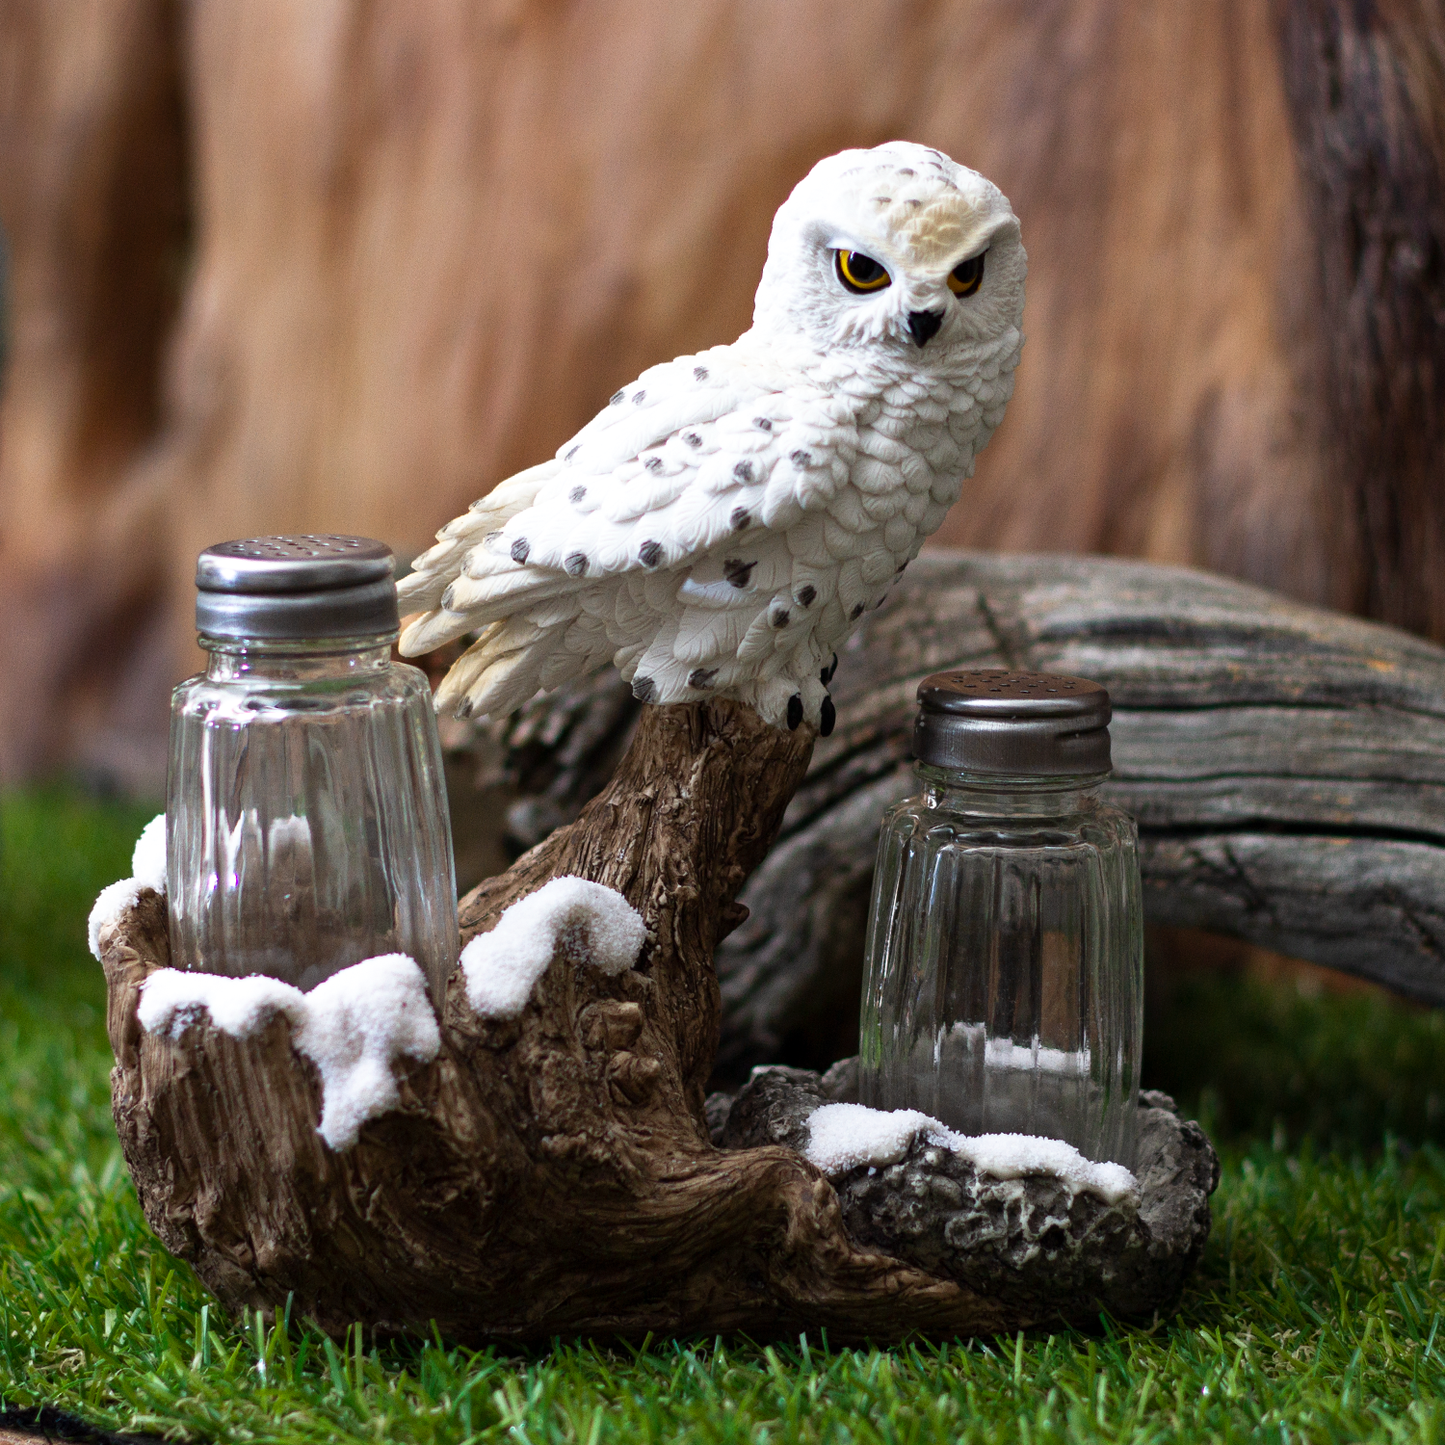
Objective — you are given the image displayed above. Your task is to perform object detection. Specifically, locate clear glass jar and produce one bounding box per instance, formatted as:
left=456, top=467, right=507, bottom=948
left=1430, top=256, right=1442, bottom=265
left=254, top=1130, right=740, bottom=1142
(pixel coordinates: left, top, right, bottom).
left=858, top=670, right=1144, bottom=1166
left=166, top=536, right=458, bottom=1006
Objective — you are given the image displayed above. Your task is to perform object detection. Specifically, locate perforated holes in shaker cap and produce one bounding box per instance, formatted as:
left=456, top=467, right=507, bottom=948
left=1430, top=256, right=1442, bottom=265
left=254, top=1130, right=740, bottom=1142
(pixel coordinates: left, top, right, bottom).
left=194, top=534, right=399, bottom=639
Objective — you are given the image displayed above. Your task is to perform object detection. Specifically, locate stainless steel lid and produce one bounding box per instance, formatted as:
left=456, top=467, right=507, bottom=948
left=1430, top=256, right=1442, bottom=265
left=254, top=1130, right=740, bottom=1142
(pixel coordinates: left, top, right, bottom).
left=195, top=535, right=399, bottom=640
left=913, top=668, right=1112, bottom=776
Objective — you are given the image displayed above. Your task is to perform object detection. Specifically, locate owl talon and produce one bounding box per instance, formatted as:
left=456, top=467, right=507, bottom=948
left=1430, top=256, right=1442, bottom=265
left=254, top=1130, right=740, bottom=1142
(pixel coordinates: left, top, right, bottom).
left=786, top=694, right=803, bottom=730
left=820, top=696, right=836, bottom=736
left=820, top=654, right=838, bottom=686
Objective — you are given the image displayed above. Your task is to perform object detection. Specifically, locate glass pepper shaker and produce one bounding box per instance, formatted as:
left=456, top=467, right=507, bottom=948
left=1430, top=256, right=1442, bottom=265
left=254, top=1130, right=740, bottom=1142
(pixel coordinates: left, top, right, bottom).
left=166, top=535, right=458, bottom=1007
left=858, top=669, right=1144, bottom=1166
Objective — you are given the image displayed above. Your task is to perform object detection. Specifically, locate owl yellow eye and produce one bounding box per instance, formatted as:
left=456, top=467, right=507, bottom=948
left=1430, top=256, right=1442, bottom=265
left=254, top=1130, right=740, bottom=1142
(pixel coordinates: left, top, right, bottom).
left=948, top=251, right=986, bottom=297
left=835, top=249, right=891, bottom=294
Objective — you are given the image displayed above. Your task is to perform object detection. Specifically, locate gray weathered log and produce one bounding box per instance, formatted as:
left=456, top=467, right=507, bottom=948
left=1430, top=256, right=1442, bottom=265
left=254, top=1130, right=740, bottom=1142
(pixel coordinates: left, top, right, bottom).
left=467, top=551, right=1445, bottom=1078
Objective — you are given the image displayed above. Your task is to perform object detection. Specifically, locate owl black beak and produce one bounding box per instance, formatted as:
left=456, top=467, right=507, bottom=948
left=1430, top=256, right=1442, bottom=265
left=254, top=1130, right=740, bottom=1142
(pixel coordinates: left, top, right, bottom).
left=907, top=309, right=945, bottom=347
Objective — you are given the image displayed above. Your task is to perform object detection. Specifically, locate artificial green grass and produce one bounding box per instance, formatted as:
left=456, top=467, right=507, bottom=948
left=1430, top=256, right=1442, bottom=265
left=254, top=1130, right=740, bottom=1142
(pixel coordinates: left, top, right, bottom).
left=2, top=786, right=1444, bottom=1444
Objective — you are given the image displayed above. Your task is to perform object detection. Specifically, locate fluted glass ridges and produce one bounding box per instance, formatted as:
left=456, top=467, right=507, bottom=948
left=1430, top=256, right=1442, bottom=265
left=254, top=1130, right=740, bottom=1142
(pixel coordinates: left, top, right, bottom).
left=859, top=770, right=1144, bottom=1166
left=166, top=639, right=457, bottom=1006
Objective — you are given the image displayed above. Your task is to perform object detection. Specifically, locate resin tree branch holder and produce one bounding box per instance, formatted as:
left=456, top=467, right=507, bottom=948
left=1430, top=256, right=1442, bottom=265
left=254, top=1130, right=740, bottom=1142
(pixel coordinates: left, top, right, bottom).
left=100, top=699, right=1216, bottom=1344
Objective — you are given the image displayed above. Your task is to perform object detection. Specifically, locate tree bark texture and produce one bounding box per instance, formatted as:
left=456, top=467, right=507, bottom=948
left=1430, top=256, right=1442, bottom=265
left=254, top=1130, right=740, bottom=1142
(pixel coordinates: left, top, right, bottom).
left=101, top=697, right=1215, bottom=1343
left=5, top=3, right=1444, bottom=786
left=458, top=552, right=1445, bottom=1079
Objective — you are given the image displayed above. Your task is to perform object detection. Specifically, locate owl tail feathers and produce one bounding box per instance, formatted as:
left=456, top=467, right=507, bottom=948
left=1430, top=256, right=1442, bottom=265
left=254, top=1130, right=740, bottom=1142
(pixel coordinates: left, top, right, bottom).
left=434, top=638, right=541, bottom=719
left=397, top=460, right=561, bottom=613
left=434, top=623, right=544, bottom=720
left=429, top=606, right=603, bottom=721
left=399, top=562, right=588, bottom=655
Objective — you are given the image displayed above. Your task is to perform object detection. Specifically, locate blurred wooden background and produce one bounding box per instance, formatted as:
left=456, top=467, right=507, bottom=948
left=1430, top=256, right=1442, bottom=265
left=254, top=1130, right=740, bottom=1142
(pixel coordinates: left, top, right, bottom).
left=1, top=1, right=1442, bottom=791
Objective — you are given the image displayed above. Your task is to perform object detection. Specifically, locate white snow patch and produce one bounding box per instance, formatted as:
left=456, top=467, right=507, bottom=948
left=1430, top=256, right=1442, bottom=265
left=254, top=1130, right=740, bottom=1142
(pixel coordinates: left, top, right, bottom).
left=138, top=968, right=303, bottom=1040
left=131, top=813, right=167, bottom=893
left=88, top=813, right=167, bottom=960
left=804, top=1103, right=941, bottom=1174
left=956, top=1133, right=1137, bottom=1202
left=803, top=1102, right=1138, bottom=1204
left=138, top=953, right=441, bottom=1150
left=88, top=878, right=145, bottom=960
left=459, top=875, right=646, bottom=1020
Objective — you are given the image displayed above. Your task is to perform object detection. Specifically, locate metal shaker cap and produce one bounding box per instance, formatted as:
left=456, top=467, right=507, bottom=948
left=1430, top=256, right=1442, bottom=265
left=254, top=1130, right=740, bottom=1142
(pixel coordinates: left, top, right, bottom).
left=913, top=669, right=1112, bottom=776
left=195, top=535, right=399, bottom=640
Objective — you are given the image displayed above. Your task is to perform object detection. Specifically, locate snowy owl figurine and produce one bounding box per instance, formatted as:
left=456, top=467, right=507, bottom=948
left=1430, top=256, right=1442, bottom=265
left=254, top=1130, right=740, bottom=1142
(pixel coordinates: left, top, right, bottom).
left=399, top=141, right=1025, bottom=735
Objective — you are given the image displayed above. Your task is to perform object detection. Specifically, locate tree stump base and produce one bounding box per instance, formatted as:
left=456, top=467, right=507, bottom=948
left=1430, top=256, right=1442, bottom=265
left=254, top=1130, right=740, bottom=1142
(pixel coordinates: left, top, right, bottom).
left=99, top=698, right=1217, bottom=1344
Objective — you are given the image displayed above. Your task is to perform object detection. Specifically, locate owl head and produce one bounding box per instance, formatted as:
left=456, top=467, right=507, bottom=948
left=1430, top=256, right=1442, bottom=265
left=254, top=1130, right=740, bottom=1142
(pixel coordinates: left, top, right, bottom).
left=750, top=141, right=1025, bottom=362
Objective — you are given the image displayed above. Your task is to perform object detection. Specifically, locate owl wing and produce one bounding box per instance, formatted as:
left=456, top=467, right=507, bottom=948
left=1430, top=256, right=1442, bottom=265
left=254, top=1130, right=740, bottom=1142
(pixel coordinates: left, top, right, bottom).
left=397, top=347, right=858, bottom=719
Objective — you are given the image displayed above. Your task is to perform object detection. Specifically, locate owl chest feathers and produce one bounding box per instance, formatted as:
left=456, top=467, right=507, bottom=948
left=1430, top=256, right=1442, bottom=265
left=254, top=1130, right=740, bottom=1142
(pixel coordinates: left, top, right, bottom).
left=603, top=355, right=981, bottom=701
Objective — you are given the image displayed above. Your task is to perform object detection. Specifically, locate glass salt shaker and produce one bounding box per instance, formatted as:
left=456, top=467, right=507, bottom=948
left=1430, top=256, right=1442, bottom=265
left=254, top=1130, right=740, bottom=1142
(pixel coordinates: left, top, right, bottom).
left=858, top=669, right=1144, bottom=1166
left=166, top=535, right=458, bottom=1007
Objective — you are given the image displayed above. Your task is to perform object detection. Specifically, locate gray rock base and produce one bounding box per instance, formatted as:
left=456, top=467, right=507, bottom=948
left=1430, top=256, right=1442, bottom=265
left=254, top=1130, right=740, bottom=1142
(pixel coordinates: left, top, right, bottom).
left=709, top=1062, right=1220, bottom=1323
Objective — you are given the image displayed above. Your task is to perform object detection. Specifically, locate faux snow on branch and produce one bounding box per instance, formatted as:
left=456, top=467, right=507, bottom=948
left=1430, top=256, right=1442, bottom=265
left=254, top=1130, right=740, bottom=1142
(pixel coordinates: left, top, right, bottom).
left=88, top=813, right=167, bottom=959
left=95, top=827, right=644, bottom=1146
left=459, top=875, right=647, bottom=1019
left=138, top=954, right=441, bottom=1150
left=803, top=1101, right=1138, bottom=1204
